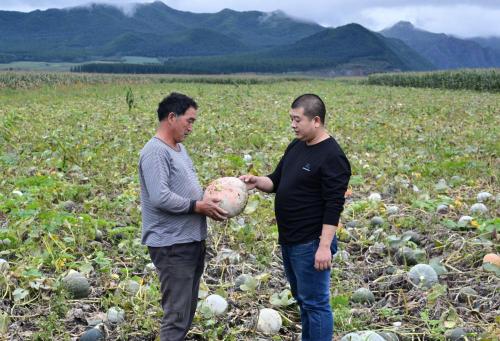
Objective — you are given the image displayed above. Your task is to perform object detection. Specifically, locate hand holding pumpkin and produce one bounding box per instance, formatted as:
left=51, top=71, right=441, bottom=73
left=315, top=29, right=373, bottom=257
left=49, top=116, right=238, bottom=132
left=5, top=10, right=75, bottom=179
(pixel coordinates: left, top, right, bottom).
left=195, top=197, right=228, bottom=221
left=239, top=174, right=258, bottom=190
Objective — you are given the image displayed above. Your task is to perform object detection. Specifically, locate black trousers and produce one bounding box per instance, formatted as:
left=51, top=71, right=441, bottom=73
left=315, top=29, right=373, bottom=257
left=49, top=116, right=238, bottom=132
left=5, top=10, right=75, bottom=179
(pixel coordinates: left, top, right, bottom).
left=148, top=240, right=206, bottom=341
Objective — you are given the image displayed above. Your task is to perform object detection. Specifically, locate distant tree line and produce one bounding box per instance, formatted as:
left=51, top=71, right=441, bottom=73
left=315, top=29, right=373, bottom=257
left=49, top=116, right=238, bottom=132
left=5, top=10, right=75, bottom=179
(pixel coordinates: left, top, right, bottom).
left=70, top=58, right=344, bottom=74
left=0, top=54, right=19, bottom=63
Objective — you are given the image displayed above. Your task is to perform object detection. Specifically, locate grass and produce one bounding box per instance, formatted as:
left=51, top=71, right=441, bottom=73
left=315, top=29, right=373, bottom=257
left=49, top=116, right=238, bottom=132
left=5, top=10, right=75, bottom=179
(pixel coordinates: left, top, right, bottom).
left=0, top=71, right=314, bottom=90
left=0, top=75, right=499, bottom=340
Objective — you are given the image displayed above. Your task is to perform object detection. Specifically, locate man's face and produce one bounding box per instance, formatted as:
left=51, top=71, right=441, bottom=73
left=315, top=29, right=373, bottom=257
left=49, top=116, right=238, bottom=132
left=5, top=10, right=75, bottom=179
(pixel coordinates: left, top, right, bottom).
left=289, top=107, right=319, bottom=141
left=171, top=106, right=197, bottom=143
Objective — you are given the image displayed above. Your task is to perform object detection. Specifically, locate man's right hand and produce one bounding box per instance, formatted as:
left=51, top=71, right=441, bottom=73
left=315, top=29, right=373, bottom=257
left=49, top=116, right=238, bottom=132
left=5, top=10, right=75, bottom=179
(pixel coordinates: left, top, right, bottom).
left=239, top=174, right=258, bottom=190
left=194, top=198, right=228, bottom=221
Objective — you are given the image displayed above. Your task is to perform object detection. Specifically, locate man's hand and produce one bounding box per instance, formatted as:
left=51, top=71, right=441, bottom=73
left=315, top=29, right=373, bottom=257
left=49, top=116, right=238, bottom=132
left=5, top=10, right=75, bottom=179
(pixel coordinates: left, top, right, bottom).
left=314, top=245, right=332, bottom=271
left=239, top=174, right=258, bottom=190
left=194, top=198, right=228, bottom=221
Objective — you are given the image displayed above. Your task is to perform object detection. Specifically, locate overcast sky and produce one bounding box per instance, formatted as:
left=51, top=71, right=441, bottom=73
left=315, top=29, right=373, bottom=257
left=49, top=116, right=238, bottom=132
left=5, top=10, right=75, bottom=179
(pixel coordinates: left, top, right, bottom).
left=2, top=0, right=500, bottom=38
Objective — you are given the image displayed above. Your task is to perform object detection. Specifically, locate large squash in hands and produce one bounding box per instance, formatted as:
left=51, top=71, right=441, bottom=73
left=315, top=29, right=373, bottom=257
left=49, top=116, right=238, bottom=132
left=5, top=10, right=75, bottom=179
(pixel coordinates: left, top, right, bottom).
left=204, top=177, right=248, bottom=218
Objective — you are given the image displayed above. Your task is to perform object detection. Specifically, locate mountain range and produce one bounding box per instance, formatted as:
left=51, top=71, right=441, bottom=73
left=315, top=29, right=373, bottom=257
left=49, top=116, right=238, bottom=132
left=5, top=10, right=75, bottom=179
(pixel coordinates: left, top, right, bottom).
left=380, top=21, right=500, bottom=69
left=1, top=2, right=499, bottom=73
left=0, top=2, right=323, bottom=61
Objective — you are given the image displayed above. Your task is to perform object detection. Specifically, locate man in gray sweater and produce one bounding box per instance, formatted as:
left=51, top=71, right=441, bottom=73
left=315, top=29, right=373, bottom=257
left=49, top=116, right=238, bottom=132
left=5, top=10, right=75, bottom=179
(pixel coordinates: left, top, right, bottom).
left=139, top=92, right=227, bottom=341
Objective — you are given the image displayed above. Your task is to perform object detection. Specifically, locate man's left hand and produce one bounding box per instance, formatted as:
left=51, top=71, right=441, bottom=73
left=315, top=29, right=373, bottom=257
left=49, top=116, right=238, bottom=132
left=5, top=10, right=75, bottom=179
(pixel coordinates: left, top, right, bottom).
left=314, top=246, right=332, bottom=271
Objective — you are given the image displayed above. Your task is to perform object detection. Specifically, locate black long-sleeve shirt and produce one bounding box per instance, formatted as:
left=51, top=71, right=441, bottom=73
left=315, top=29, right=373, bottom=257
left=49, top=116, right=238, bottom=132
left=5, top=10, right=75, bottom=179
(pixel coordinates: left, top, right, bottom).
left=267, top=137, right=351, bottom=245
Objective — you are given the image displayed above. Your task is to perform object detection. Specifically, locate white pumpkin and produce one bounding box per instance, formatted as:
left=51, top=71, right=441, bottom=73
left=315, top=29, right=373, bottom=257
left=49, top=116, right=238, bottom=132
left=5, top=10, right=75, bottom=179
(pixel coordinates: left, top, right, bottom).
left=0, top=259, right=9, bottom=273
left=257, top=308, right=282, bottom=335
left=204, top=177, right=248, bottom=218
left=359, top=331, right=386, bottom=341
left=243, top=154, right=252, bottom=163
left=436, top=204, right=448, bottom=214
left=106, top=307, right=125, bottom=324
left=204, top=294, right=228, bottom=316
left=476, top=192, right=492, bottom=202
left=470, top=203, right=488, bottom=214
left=386, top=205, right=399, bottom=215
left=341, top=331, right=385, bottom=341
left=341, top=333, right=363, bottom=341
left=457, top=216, right=473, bottom=227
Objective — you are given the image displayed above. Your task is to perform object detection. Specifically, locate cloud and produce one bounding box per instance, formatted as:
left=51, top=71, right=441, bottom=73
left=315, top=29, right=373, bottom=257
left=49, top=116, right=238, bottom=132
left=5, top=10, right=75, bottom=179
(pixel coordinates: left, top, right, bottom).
left=1, top=0, right=499, bottom=37
left=361, top=5, right=500, bottom=38
left=1, top=0, right=146, bottom=12
left=57, top=2, right=141, bottom=16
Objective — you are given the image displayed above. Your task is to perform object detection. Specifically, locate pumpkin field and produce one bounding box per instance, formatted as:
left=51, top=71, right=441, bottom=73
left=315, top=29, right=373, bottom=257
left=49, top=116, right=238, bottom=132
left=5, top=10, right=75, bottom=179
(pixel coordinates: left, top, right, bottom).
left=0, top=73, right=499, bottom=340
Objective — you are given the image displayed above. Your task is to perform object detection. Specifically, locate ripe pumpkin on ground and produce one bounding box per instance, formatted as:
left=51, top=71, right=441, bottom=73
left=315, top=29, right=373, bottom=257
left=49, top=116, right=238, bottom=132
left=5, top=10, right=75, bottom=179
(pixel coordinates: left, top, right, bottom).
left=482, top=253, right=500, bottom=267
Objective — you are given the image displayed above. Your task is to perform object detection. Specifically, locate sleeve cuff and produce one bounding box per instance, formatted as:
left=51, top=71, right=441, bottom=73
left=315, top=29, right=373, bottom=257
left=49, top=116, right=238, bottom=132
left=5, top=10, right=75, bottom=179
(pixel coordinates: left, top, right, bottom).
left=265, top=175, right=277, bottom=193
left=188, top=199, right=197, bottom=214
left=323, top=213, right=340, bottom=226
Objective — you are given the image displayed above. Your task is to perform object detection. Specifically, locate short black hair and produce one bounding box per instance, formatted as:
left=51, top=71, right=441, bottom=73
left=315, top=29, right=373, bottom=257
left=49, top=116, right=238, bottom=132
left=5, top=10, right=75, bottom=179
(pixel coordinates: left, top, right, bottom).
left=291, top=94, right=326, bottom=124
left=157, top=92, right=198, bottom=121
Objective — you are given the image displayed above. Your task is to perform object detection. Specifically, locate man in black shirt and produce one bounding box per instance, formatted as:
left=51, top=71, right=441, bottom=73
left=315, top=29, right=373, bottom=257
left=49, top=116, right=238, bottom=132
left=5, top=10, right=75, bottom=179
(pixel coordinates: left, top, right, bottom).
left=240, top=94, right=351, bottom=341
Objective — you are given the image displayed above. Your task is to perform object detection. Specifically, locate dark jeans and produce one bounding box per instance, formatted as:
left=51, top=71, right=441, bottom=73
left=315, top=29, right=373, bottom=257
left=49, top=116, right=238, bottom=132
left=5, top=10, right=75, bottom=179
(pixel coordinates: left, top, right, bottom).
left=148, top=240, right=206, bottom=341
left=281, top=236, right=337, bottom=341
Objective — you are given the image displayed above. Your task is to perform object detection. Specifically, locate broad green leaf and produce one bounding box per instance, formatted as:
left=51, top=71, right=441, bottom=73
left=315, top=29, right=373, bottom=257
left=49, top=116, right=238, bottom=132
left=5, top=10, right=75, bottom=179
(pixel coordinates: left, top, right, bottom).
left=483, top=263, right=500, bottom=277
left=0, top=311, right=9, bottom=334
left=429, top=258, right=447, bottom=275
left=12, top=288, right=29, bottom=302
left=240, top=277, right=258, bottom=292
left=244, top=197, right=259, bottom=214
left=270, top=289, right=295, bottom=307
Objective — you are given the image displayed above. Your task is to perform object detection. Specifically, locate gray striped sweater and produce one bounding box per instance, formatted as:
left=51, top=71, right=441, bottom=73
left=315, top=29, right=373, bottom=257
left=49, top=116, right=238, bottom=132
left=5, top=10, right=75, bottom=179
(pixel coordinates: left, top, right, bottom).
left=139, top=137, right=207, bottom=247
